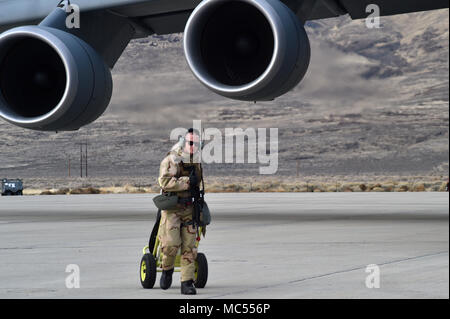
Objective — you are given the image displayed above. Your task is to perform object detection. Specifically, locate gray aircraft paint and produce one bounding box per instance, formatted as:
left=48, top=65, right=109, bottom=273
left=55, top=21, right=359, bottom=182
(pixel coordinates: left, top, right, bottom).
left=1, top=0, right=448, bottom=28
left=0, top=0, right=146, bottom=25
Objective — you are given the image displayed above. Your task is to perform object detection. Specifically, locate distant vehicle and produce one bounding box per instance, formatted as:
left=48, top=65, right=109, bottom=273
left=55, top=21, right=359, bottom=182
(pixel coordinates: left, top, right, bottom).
left=1, top=179, right=23, bottom=196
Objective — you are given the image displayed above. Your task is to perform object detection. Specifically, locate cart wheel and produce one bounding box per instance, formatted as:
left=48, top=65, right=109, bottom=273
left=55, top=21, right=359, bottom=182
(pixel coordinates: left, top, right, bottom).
left=194, top=252, right=208, bottom=288
left=140, top=253, right=157, bottom=289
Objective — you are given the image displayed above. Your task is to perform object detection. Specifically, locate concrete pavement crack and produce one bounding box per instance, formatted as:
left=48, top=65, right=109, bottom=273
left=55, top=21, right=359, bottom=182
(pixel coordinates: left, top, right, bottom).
left=207, top=250, right=449, bottom=298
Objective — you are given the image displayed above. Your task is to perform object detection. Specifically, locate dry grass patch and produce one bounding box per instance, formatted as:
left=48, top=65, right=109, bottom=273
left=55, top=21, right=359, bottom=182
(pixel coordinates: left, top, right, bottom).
left=69, top=187, right=101, bottom=195
left=20, top=176, right=448, bottom=195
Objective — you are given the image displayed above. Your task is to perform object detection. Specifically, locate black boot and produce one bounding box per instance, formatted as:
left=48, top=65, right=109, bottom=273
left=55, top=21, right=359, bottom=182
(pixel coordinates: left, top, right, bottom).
left=160, top=268, right=174, bottom=290
left=181, top=280, right=197, bottom=295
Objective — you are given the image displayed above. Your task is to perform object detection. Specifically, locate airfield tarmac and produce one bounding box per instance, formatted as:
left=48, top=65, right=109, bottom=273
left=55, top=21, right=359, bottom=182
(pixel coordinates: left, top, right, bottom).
left=0, top=193, right=448, bottom=299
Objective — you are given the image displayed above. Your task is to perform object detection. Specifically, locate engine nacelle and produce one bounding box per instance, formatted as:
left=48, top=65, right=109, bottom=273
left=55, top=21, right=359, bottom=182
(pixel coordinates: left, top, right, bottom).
left=184, top=0, right=311, bottom=101
left=0, top=25, right=112, bottom=131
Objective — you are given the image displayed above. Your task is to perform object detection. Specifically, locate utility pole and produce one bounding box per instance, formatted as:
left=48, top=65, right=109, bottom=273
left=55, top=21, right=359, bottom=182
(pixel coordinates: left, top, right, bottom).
left=80, top=143, right=83, bottom=177
left=77, top=142, right=88, bottom=178
left=85, top=142, right=88, bottom=178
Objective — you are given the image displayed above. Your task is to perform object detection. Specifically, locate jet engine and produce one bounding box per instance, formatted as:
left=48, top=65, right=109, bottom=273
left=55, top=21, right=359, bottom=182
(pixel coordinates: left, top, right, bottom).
left=184, top=0, right=310, bottom=101
left=0, top=25, right=112, bottom=131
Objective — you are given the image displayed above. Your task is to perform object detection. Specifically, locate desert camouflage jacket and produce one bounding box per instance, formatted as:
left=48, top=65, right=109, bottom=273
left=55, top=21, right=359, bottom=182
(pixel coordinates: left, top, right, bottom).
left=158, top=146, right=202, bottom=198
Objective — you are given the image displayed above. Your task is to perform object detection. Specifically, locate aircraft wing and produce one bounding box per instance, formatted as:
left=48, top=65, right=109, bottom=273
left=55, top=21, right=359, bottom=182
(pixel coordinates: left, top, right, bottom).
left=306, top=0, right=449, bottom=20
left=0, top=0, right=202, bottom=34
left=1, top=0, right=448, bottom=35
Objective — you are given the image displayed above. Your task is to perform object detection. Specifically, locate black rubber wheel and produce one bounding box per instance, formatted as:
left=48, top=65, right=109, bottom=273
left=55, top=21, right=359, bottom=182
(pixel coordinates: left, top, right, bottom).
left=17, top=190, right=23, bottom=196
left=140, top=253, right=157, bottom=289
left=194, top=252, right=208, bottom=288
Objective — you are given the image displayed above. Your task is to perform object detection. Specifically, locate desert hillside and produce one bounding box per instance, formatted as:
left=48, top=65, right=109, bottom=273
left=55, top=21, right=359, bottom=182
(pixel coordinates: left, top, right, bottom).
left=0, top=9, right=448, bottom=188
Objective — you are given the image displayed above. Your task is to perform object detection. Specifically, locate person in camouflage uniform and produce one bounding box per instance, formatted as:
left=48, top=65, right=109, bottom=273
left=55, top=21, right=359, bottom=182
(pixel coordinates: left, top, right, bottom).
left=158, top=128, right=203, bottom=295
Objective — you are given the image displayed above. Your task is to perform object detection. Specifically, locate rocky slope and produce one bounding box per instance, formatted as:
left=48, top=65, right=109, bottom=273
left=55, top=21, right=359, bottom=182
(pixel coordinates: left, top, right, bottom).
left=0, top=9, right=448, bottom=184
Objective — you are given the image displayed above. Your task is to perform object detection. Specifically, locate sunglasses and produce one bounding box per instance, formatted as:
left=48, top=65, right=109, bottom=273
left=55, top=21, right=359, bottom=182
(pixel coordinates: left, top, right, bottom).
left=186, top=141, right=200, bottom=147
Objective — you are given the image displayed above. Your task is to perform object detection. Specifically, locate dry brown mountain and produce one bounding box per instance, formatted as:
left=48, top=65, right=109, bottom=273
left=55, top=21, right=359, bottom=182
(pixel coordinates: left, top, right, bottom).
left=0, top=9, right=448, bottom=184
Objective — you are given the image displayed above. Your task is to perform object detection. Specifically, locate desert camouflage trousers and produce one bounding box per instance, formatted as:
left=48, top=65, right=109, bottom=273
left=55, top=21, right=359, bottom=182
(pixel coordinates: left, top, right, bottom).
left=159, top=205, right=198, bottom=281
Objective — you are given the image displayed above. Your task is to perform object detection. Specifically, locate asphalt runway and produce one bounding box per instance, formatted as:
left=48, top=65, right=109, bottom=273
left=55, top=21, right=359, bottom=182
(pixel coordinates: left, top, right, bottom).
left=0, top=193, right=448, bottom=299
